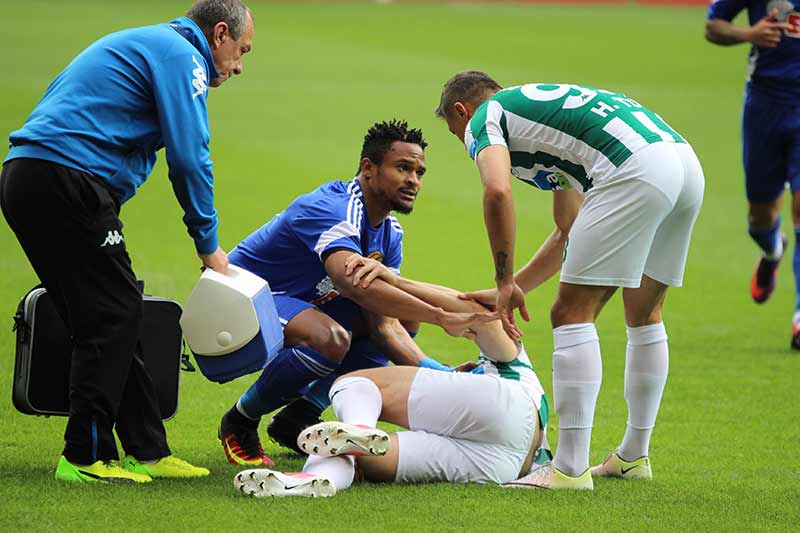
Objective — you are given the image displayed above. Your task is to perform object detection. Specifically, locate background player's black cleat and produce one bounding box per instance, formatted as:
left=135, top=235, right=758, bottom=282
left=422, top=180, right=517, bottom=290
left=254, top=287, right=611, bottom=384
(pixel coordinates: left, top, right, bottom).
left=267, top=398, right=324, bottom=455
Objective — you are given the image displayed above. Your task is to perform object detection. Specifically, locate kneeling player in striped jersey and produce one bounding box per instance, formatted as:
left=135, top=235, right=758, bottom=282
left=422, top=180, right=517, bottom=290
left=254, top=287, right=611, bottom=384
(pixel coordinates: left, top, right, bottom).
left=233, top=255, right=551, bottom=497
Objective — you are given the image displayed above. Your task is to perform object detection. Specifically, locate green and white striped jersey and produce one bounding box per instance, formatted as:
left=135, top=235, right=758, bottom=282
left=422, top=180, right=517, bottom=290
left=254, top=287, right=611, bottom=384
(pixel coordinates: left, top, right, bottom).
left=465, top=84, right=685, bottom=194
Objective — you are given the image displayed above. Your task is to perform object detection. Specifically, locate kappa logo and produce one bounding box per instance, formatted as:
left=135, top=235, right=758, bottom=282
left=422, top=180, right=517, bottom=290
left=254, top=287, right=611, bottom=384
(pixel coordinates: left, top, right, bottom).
left=100, top=230, right=124, bottom=248
left=191, top=55, right=208, bottom=99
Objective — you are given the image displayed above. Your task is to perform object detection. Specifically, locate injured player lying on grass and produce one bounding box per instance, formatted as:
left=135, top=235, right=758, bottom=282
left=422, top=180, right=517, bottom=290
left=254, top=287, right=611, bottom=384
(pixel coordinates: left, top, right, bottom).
left=233, top=254, right=552, bottom=497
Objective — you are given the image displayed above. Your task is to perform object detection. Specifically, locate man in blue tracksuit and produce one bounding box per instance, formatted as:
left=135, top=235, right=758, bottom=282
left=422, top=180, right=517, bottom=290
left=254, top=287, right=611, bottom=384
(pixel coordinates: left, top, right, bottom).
left=0, top=0, right=254, bottom=482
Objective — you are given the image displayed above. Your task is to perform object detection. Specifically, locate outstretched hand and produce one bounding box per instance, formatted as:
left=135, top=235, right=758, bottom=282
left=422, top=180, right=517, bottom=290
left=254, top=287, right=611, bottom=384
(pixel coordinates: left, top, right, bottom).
left=495, top=282, right=529, bottom=341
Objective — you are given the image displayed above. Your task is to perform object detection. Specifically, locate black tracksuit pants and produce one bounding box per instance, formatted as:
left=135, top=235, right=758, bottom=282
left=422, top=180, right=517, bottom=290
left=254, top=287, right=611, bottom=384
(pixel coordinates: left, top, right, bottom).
left=1, top=158, right=170, bottom=465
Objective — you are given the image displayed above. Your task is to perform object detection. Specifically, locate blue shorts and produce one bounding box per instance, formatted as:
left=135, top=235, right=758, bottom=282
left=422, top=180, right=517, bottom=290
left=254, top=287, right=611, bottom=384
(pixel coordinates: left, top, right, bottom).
left=273, top=294, right=360, bottom=333
left=742, top=88, right=800, bottom=203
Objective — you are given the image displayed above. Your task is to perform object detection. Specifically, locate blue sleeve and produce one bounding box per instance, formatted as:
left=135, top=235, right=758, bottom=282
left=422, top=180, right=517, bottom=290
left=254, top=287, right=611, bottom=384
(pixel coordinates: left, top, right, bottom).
left=151, top=50, right=218, bottom=255
left=384, top=218, right=404, bottom=274
left=291, top=198, right=363, bottom=259
left=707, top=0, right=747, bottom=21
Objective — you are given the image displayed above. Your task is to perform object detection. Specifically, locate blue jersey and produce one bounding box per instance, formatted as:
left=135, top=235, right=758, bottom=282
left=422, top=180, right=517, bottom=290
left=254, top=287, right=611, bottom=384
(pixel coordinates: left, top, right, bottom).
left=5, top=17, right=220, bottom=254
left=708, top=0, right=800, bottom=103
left=231, top=178, right=404, bottom=307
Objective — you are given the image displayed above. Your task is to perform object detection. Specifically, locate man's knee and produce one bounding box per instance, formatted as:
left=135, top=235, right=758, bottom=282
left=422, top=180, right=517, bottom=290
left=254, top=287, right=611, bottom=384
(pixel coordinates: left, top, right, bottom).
left=311, top=323, right=351, bottom=362
left=550, top=297, right=588, bottom=328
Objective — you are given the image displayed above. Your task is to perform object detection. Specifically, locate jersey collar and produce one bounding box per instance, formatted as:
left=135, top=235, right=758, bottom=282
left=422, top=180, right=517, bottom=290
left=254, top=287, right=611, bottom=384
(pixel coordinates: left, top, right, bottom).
left=168, top=17, right=220, bottom=80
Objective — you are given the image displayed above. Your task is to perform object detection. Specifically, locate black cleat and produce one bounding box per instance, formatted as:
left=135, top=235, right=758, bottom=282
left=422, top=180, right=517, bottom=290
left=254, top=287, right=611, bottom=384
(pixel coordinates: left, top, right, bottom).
left=267, top=398, right=324, bottom=455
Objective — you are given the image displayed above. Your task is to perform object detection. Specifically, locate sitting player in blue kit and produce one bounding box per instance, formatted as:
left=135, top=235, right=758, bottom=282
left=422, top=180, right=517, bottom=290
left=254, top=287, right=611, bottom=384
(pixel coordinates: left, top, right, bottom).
left=218, top=120, right=496, bottom=465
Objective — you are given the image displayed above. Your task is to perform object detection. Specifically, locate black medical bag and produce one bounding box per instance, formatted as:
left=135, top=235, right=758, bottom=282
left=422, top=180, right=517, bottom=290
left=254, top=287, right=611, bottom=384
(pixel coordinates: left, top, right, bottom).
left=11, top=286, right=189, bottom=419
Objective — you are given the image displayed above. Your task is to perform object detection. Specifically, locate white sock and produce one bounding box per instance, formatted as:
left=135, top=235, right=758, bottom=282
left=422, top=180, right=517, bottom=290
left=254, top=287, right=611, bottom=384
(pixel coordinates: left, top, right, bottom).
left=329, top=376, right=382, bottom=427
left=551, top=323, right=602, bottom=477
left=302, top=454, right=355, bottom=491
left=618, top=323, right=669, bottom=462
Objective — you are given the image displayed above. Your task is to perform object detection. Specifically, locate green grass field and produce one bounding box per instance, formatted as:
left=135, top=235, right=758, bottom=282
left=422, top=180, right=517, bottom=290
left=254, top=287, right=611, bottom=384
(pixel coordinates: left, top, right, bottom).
left=1, top=0, right=798, bottom=530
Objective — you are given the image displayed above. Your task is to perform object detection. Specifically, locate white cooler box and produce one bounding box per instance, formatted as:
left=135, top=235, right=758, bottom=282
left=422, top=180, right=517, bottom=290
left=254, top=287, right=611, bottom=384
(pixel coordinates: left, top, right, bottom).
left=180, top=265, right=284, bottom=383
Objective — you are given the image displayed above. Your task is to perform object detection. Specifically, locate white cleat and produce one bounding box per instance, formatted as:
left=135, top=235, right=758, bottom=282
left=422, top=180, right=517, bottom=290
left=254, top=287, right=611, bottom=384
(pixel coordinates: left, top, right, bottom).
left=504, top=463, right=593, bottom=491
left=297, top=421, right=390, bottom=458
left=590, top=452, right=652, bottom=480
left=233, top=469, right=336, bottom=498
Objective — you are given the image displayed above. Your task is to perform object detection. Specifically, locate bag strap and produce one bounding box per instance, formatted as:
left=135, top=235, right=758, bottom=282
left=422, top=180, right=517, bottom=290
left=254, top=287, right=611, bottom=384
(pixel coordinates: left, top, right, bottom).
left=180, top=340, right=196, bottom=372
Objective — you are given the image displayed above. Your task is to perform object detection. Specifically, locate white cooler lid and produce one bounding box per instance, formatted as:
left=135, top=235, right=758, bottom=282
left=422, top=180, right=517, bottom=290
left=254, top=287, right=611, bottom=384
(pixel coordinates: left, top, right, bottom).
left=179, top=264, right=267, bottom=356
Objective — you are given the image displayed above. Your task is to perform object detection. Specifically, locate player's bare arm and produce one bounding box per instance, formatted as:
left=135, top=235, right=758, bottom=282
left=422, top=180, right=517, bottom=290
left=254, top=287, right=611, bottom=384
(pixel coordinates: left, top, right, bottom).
left=325, top=250, right=497, bottom=338
left=345, top=254, right=518, bottom=361
left=514, top=189, right=583, bottom=293
left=706, top=8, right=791, bottom=48
left=360, top=310, right=429, bottom=367
left=475, top=144, right=529, bottom=339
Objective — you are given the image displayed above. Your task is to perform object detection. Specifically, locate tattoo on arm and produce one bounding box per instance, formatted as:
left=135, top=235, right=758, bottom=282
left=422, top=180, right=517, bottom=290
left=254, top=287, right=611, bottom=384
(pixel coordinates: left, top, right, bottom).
left=495, top=251, right=508, bottom=281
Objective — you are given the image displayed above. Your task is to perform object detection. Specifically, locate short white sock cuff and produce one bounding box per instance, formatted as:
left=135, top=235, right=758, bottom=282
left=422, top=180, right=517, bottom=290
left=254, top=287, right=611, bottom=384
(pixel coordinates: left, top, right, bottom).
left=553, top=323, right=598, bottom=350
left=626, top=322, right=667, bottom=346
left=328, top=376, right=380, bottom=405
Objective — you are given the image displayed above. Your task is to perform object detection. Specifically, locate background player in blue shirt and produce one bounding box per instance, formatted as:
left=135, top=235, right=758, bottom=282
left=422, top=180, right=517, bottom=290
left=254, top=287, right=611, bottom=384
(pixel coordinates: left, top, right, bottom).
left=0, top=0, right=254, bottom=482
left=706, top=1, right=800, bottom=348
left=218, top=121, right=496, bottom=466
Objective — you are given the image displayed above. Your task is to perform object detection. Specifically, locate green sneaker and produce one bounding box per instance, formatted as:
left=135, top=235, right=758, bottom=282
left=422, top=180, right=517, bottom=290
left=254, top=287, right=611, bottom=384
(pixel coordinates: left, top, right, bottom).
left=503, top=463, right=593, bottom=490
left=123, top=455, right=210, bottom=478
left=55, top=455, right=152, bottom=483
left=590, top=452, right=652, bottom=480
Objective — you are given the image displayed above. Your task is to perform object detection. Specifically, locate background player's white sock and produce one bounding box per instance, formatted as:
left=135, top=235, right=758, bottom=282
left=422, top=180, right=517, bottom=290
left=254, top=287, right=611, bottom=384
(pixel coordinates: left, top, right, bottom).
left=618, top=323, right=669, bottom=462
left=552, top=323, right=602, bottom=477
left=329, top=376, right=382, bottom=427
left=303, top=454, right=355, bottom=491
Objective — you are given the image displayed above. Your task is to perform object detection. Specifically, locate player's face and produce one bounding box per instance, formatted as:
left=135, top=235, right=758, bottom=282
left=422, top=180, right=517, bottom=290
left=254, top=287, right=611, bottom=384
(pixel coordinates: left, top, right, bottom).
left=443, top=105, right=471, bottom=142
left=209, top=12, right=255, bottom=87
left=372, top=141, right=426, bottom=215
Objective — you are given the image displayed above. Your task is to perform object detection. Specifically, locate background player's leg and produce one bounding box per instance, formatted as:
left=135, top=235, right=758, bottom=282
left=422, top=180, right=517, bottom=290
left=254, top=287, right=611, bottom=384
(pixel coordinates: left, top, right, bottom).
left=789, top=185, right=800, bottom=347
left=748, top=200, right=784, bottom=260
left=743, top=94, right=788, bottom=304
left=550, top=283, right=616, bottom=478
left=617, top=276, right=670, bottom=463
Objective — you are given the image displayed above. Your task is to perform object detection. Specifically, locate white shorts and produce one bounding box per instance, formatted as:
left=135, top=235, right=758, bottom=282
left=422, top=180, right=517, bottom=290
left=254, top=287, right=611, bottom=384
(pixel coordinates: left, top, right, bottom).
left=561, top=142, right=705, bottom=288
left=394, top=369, right=538, bottom=485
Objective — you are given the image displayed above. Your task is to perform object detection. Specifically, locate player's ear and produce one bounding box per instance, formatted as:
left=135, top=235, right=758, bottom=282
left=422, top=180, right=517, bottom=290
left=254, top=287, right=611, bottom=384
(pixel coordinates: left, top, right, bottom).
left=454, top=102, right=468, bottom=119
left=211, top=21, right=229, bottom=48
left=360, top=157, right=375, bottom=179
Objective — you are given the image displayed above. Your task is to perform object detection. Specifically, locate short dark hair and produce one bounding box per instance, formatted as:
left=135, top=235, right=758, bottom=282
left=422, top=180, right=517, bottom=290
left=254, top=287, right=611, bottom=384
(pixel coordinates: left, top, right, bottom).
left=359, top=120, right=427, bottom=172
left=435, top=70, right=502, bottom=118
left=187, top=0, right=251, bottom=40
